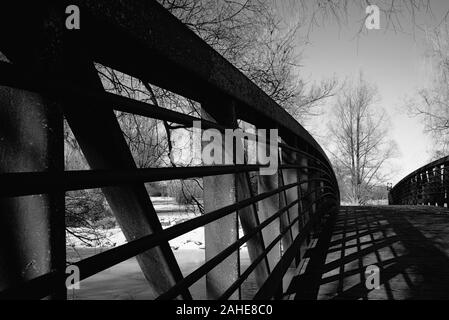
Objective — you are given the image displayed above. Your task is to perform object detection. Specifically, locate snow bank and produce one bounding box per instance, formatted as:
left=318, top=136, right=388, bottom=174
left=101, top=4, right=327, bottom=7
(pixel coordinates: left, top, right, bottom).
left=67, top=197, right=205, bottom=251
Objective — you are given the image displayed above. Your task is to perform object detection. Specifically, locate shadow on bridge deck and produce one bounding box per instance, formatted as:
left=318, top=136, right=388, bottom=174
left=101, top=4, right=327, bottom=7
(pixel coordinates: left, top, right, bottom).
left=287, top=205, right=449, bottom=300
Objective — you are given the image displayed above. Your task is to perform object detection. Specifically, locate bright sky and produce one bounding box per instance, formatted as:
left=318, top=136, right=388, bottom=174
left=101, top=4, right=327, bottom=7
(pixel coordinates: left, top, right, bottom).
left=280, top=0, right=449, bottom=184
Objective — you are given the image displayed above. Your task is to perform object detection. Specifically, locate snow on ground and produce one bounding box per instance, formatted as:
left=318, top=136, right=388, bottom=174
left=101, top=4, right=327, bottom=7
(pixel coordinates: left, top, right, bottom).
left=66, top=197, right=206, bottom=251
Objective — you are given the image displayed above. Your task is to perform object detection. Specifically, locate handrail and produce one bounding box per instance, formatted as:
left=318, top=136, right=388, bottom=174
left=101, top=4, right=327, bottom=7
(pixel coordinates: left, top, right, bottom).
left=389, top=155, right=449, bottom=206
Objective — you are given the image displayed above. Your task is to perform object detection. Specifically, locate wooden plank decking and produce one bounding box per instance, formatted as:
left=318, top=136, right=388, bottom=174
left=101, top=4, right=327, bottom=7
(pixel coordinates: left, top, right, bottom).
left=287, top=205, right=449, bottom=300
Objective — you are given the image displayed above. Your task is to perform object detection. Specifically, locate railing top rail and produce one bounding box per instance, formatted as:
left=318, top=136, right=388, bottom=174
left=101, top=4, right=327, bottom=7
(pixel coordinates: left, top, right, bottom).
left=70, top=0, right=332, bottom=168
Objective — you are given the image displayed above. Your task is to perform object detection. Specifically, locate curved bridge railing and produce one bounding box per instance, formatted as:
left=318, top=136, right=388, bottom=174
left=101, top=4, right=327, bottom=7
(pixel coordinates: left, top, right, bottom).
left=0, top=1, right=339, bottom=299
left=389, top=155, right=449, bottom=207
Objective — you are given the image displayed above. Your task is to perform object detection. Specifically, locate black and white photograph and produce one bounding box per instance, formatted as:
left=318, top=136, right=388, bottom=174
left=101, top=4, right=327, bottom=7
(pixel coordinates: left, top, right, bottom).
left=2, top=0, right=449, bottom=310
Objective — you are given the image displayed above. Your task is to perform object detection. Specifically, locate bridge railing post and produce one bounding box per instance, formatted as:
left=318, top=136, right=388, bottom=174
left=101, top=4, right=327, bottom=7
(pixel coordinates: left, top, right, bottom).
left=442, top=164, right=449, bottom=207
left=298, top=156, right=311, bottom=243
left=310, top=164, right=319, bottom=238
left=202, top=100, right=272, bottom=298
left=257, top=129, right=281, bottom=273
left=280, top=140, right=300, bottom=241
left=416, top=173, right=423, bottom=204
left=257, top=167, right=281, bottom=272
left=0, top=9, right=66, bottom=299
left=411, top=176, right=417, bottom=205
left=439, top=165, right=444, bottom=207
left=202, top=102, right=239, bottom=300
left=293, top=144, right=309, bottom=265
left=438, top=165, right=445, bottom=207
left=0, top=85, right=65, bottom=299
left=280, top=138, right=304, bottom=274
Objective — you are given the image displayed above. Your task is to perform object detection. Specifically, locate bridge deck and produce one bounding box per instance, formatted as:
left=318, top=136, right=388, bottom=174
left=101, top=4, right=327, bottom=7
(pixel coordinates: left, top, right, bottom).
left=287, top=205, right=449, bottom=300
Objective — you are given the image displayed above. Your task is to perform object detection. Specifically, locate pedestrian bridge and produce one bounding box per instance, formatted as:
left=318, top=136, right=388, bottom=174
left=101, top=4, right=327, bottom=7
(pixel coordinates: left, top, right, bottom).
left=0, top=1, right=449, bottom=300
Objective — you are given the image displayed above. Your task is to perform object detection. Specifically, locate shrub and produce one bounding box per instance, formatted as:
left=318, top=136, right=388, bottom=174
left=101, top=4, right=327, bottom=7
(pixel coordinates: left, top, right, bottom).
left=93, top=216, right=118, bottom=229
left=167, top=179, right=202, bottom=205
left=145, top=182, right=168, bottom=197
left=65, top=189, right=114, bottom=228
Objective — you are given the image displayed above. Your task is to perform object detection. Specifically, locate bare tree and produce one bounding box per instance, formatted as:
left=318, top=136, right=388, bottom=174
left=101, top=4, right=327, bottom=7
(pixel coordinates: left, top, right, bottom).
left=280, top=0, right=435, bottom=36
left=327, top=74, right=397, bottom=204
left=157, top=0, right=338, bottom=120
left=407, top=21, right=449, bottom=159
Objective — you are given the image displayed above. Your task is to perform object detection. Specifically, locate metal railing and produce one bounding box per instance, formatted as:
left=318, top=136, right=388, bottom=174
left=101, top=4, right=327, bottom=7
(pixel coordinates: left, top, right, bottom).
left=0, top=1, right=339, bottom=300
left=389, top=155, right=449, bottom=207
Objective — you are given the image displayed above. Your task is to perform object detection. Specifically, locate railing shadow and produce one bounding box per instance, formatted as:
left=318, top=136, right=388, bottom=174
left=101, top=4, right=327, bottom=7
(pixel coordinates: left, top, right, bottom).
left=287, top=205, right=449, bottom=300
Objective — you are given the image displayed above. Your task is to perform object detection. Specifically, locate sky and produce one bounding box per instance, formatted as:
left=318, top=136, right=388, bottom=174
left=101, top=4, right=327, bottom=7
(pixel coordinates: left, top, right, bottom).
left=278, top=0, right=449, bottom=184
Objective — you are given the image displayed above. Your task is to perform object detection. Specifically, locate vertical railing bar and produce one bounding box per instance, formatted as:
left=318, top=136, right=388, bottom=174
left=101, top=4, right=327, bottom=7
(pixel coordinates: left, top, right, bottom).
left=244, top=171, right=271, bottom=275
left=278, top=154, right=294, bottom=244
left=236, top=209, right=241, bottom=300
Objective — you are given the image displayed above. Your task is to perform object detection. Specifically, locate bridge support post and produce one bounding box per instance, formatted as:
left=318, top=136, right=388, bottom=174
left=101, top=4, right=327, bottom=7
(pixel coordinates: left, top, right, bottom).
left=281, top=139, right=309, bottom=268
left=258, top=172, right=281, bottom=272
left=201, top=102, right=238, bottom=299
left=203, top=101, right=274, bottom=298
left=309, top=163, right=319, bottom=237
left=298, top=156, right=311, bottom=243
left=279, top=140, right=305, bottom=294
left=441, top=165, right=449, bottom=207
left=298, top=155, right=310, bottom=236
left=280, top=142, right=300, bottom=240
left=412, top=173, right=422, bottom=205
left=423, top=171, right=429, bottom=205
left=203, top=166, right=239, bottom=299
left=436, top=165, right=446, bottom=207
left=0, top=6, right=67, bottom=299
left=278, top=147, right=294, bottom=254
left=0, top=86, right=65, bottom=299
left=438, top=166, right=445, bottom=207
